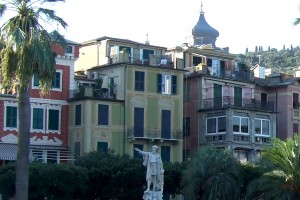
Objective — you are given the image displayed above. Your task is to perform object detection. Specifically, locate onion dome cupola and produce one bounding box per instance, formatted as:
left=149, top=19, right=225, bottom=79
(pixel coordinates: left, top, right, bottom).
left=192, top=2, right=219, bottom=47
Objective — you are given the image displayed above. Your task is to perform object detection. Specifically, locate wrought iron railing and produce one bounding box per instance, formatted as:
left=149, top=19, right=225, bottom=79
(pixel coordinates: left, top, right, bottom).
left=127, top=126, right=182, bottom=140
left=201, top=96, right=275, bottom=112
left=109, top=53, right=174, bottom=69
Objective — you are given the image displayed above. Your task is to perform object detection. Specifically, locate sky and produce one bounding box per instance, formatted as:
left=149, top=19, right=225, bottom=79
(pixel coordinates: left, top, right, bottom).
left=3, top=0, right=300, bottom=54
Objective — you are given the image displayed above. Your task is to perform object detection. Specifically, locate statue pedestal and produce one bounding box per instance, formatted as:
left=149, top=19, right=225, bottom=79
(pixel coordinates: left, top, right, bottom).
left=143, top=190, right=163, bottom=200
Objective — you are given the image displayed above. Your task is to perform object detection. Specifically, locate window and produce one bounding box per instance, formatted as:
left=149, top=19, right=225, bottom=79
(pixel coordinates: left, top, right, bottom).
left=6, top=106, right=17, bottom=128
left=119, top=46, right=131, bottom=54
left=33, top=108, right=44, bottom=130
left=32, top=70, right=62, bottom=90
left=161, top=110, right=171, bottom=139
left=133, top=144, right=143, bottom=158
left=66, top=45, right=74, bottom=54
left=143, top=49, right=154, bottom=60
left=135, top=71, right=145, bottom=91
left=255, top=119, right=270, bottom=136
left=233, top=116, right=249, bottom=134
left=33, top=75, right=39, bottom=87
left=193, top=56, right=202, bottom=66
left=31, top=106, right=61, bottom=133
left=206, top=116, right=226, bottom=134
left=75, top=104, right=82, bottom=126
left=74, top=142, right=81, bottom=157
left=98, top=104, right=109, bottom=125
left=157, top=74, right=177, bottom=95
left=293, top=123, right=299, bottom=135
left=293, top=93, right=299, bottom=109
left=161, top=146, right=170, bottom=162
left=134, top=107, right=144, bottom=137
left=183, top=81, right=190, bottom=102
left=48, top=109, right=59, bottom=131
left=183, top=117, right=191, bottom=136
left=52, top=71, right=61, bottom=89
left=97, top=142, right=108, bottom=154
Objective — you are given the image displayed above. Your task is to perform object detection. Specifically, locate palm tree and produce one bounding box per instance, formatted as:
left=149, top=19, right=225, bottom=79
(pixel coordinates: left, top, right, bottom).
left=182, top=146, right=242, bottom=200
left=246, top=135, right=300, bottom=200
left=0, top=1, right=67, bottom=199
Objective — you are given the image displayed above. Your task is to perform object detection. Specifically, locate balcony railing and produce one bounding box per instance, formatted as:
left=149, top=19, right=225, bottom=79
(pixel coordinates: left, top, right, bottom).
left=109, top=52, right=174, bottom=69
left=127, top=126, right=182, bottom=141
left=205, top=133, right=271, bottom=145
left=201, top=96, right=275, bottom=112
left=69, top=87, right=117, bottom=100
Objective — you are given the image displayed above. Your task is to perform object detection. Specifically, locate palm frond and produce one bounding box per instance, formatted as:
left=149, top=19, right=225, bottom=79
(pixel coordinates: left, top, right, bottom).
left=0, top=4, right=7, bottom=16
left=37, top=8, right=68, bottom=28
left=294, top=18, right=300, bottom=26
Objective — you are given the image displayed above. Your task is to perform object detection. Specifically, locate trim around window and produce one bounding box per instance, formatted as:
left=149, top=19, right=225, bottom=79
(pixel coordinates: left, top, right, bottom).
left=31, top=69, right=63, bottom=92
left=31, top=104, right=61, bottom=134
left=4, top=101, right=18, bottom=131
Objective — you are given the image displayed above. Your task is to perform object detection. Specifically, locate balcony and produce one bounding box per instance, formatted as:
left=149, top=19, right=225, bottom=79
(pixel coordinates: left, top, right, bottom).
left=69, top=86, right=118, bottom=100
left=205, top=134, right=226, bottom=143
left=127, top=126, right=182, bottom=143
left=109, top=52, right=174, bottom=69
left=205, top=133, right=271, bottom=145
left=201, top=96, right=275, bottom=112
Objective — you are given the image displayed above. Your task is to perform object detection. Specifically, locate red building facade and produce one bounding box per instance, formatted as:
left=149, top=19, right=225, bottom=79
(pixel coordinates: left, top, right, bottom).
left=0, top=40, right=79, bottom=164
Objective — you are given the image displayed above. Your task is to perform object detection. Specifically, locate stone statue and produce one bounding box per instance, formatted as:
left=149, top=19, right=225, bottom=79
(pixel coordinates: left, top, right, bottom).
left=135, top=145, right=164, bottom=200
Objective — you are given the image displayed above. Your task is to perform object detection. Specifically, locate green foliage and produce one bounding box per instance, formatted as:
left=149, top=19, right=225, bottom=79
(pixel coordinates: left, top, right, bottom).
left=163, top=161, right=185, bottom=197
left=28, top=162, right=88, bottom=200
left=75, top=151, right=145, bottom=200
left=237, top=46, right=300, bottom=75
left=182, top=146, right=242, bottom=200
left=0, top=162, right=88, bottom=200
left=246, top=135, right=300, bottom=200
left=0, top=163, right=15, bottom=199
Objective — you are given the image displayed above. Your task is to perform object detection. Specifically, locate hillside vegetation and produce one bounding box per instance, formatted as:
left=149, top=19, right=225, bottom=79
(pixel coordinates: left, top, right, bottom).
left=236, top=46, right=300, bottom=74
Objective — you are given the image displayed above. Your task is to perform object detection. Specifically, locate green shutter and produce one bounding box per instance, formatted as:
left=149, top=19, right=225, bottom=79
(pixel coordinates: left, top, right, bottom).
left=48, top=109, right=59, bottom=130
left=33, top=108, right=43, bottom=129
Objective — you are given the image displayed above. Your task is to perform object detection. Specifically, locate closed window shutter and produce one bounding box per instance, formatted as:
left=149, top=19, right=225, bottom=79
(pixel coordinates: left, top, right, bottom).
left=171, top=75, right=177, bottom=95
left=157, top=74, right=162, bottom=93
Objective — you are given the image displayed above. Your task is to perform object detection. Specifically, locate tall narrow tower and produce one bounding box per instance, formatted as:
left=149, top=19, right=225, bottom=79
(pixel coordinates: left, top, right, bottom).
left=192, top=2, right=219, bottom=47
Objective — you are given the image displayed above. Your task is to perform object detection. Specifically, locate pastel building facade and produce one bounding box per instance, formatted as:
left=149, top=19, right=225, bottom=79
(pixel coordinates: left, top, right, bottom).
left=69, top=37, right=184, bottom=163
left=0, top=40, right=79, bottom=164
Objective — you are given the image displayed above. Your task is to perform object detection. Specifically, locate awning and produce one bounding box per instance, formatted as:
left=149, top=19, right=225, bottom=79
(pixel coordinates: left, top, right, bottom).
left=0, top=143, right=74, bottom=161
left=0, top=143, right=18, bottom=161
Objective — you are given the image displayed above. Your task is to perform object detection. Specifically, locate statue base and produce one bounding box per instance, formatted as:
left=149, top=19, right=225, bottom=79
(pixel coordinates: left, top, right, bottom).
left=143, top=190, right=163, bottom=200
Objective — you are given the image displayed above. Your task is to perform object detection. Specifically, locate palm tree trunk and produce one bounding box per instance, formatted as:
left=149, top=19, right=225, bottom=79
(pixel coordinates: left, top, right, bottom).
left=15, top=86, right=31, bottom=200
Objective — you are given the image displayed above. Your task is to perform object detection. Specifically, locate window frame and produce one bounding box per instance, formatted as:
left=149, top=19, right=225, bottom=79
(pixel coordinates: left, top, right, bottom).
left=47, top=108, right=60, bottom=131
left=157, top=74, right=177, bottom=95
left=98, top=104, right=109, bottom=126
left=232, top=116, right=249, bottom=135
left=206, top=116, right=226, bottom=134
left=254, top=118, right=270, bottom=136
left=31, top=104, right=61, bottom=134
left=134, top=70, right=145, bottom=92
left=75, top=104, right=82, bottom=126
left=31, top=69, right=63, bottom=91
left=4, top=102, right=18, bottom=131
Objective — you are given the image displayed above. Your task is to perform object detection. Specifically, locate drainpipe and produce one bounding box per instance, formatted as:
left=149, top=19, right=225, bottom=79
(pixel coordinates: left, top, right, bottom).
left=123, top=64, right=128, bottom=154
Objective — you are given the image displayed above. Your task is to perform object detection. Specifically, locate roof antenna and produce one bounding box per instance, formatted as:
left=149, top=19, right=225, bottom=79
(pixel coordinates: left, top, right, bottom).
left=145, top=32, right=150, bottom=45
